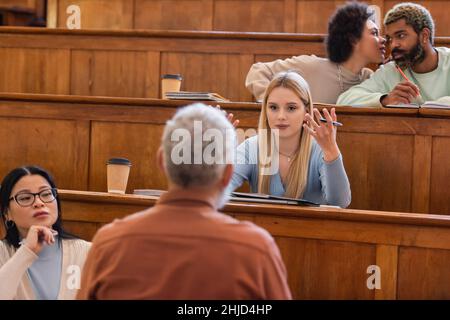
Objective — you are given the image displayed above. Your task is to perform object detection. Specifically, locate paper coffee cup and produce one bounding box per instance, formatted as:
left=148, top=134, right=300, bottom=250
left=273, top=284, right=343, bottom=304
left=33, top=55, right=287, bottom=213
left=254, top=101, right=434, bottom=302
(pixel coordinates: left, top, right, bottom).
left=161, top=74, right=182, bottom=99
left=106, top=157, right=132, bottom=194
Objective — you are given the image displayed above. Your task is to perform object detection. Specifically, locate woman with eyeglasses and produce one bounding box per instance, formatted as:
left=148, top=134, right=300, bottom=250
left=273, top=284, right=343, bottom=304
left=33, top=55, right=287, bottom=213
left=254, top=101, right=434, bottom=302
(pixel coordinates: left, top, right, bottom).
left=0, top=166, right=91, bottom=299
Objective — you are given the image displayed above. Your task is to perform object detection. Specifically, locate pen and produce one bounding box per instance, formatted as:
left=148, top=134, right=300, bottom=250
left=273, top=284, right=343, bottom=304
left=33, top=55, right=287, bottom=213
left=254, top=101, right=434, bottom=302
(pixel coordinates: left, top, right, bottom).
left=319, top=118, right=343, bottom=127
left=396, top=65, right=421, bottom=98
left=395, top=64, right=411, bottom=82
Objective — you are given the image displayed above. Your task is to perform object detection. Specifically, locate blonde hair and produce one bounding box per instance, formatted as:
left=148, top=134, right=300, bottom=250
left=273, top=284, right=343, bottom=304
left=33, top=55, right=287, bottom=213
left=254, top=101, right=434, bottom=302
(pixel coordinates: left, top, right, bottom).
left=257, top=71, right=313, bottom=198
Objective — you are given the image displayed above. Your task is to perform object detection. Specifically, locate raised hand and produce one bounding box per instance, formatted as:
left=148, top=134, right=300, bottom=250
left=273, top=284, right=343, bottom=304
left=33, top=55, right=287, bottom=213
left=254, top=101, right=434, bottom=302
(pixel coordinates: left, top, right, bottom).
left=216, top=105, right=240, bottom=128
left=303, top=107, right=341, bottom=162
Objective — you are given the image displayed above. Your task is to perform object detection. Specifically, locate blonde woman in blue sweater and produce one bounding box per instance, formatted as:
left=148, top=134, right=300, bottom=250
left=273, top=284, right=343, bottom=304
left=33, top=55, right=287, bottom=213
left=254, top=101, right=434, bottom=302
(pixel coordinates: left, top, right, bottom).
left=230, top=71, right=351, bottom=208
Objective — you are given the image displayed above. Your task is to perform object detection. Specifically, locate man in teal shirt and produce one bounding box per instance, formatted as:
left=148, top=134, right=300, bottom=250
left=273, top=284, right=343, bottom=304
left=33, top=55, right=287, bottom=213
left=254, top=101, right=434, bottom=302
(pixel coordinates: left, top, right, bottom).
left=337, top=2, right=450, bottom=107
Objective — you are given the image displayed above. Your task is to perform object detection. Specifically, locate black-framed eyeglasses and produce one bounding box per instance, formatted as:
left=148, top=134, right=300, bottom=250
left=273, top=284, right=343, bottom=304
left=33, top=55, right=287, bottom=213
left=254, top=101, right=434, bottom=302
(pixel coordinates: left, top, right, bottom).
left=9, top=188, right=58, bottom=207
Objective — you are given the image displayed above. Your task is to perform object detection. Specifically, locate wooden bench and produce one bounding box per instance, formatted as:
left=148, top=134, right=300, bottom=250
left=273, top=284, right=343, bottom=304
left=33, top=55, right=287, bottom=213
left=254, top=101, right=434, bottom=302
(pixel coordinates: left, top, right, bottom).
left=1, top=27, right=450, bottom=101
left=58, top=189, right=450, bottom=299
left=0, top=93, right=449, bottom=215
left=0, top=27, right=328, bottom=101
left=47, top=0, right=450, bottom=36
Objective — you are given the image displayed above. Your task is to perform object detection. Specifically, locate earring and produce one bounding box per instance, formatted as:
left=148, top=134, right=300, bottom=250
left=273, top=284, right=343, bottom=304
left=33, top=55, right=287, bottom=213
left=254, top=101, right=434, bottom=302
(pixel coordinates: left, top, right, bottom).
left=5, top=220, right=15, bottom=229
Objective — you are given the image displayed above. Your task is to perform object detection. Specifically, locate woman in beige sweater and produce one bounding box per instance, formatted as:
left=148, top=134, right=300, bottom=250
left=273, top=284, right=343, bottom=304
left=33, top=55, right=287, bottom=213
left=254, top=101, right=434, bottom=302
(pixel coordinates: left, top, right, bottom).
left=246, top=2, right=387, bottom=103
left=0, top=166, right=90, bottom=300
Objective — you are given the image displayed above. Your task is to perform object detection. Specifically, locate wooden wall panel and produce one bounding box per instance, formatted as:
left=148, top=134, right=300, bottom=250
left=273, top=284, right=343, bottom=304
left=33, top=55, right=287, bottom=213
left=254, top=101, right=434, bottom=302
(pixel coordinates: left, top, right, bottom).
left=429, top=137, right=450, bottom=214
left=277, top=237, right=376, bottom=299
left=0, top=48, right=70, bottom=94
left=57, top=0, right=134, bottom=29
left=0, top=28, right=330, bottom=100
left=411, top=135, right=432, bottom=213
left=296, top=1, right=345, bottom=34
left=71, top=50, right=159, bottom=98
left=397, top=246, right=450, bottom=299
left=58, top=190, right=450, bottom=299
left=0, top=95, right=449, bottom=215
left=374, top=244, right=398, bottom=299
left=161, top=52, right=254, bottom=101
left=338, top=131, right=414, bottom=212
left=3, top=28, right=450, bottom=100
left=0, top=117, right=89, bottom=190
left=384, top=1, right=449, bottom=36
left=50, top=0, right=450, bottom=36
left=0, top=0, right=36, bottom=8
left=214, top=0, right=285, bottom=32
left=135, top=0, right=213, bottom=31
left=89, top=121, right=168, bottom=193
left=63, top=221, right=100, bottom=241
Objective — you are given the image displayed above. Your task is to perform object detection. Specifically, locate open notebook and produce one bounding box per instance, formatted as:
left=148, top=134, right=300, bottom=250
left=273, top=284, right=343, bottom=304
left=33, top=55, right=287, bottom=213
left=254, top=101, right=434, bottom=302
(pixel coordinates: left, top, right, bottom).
left=133, top=190, right=320, bottom=206
left=133, top=189, right=165, bottom=197
left=385, top=101, right=450, bottom=109
left=230, top=192, right=319, bottom=206
left=165, top=91, right=229, bottom=102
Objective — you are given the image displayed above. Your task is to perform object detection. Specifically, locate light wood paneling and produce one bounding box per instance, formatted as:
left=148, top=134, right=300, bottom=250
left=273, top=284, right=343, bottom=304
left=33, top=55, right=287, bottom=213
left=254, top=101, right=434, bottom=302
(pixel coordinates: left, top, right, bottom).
left=375, top=244, right=398, bottom=299
left=71, top=50, right=158, bottom=98
left=49, top=0, right=450, bottom=36
left=296, top=0, right=345, bottom=34
left=59, top=189, right=450, bottom=299
left=429, top=136, right=450, bottom=214
left=0, top=48, right=70, bottom=94
left=0, top=28, right=330, bottom=101
left=161, top=52, right=254, bottom=101
left=0, top=28, right=448, bottom=101
left=277, top=237, right=375, bottom=299
left=214, top=0, right=285, bottom=32
left=0, top=117, right=89, bottom=190
left=57, top=0, right=134, bottom=29
left=0, top=0, right=36, bottom=8
left=385, top=1, right=449, bottom=36
left=0, top=94, right=449, bottom=215
left=397, top=246, right=450, bottom=299
left=135, top=0, right=213, bottom=31
left=337, top=131, right=414, bottom=212
left=89, top=121, right=168, bottom=193
left=63, top=221, right=100, bottom=241
left=412, top=135, right=432, bottom=213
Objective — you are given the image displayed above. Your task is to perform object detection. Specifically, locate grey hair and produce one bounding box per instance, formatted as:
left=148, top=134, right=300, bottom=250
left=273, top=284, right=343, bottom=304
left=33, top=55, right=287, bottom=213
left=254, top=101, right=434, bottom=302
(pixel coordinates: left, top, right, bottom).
left=384, top=2, right=435, bottom=44
left=162, top=103, right=236, bottom=188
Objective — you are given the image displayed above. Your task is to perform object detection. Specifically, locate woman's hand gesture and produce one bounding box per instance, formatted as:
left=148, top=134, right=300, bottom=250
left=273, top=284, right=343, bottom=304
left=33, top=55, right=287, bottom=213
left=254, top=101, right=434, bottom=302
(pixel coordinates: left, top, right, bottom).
left=303, top=107, right=341, bottom=162
left=23, top=225, right=57, bottom=254
left=216, top=105, right=240, bottom=128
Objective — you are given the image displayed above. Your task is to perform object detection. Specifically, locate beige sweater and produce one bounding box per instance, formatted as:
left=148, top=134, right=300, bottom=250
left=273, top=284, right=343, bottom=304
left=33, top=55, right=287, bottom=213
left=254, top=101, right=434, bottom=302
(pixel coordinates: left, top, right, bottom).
left=0, top=239, right=91, bottom=300
left=245, top=55, right=373, bottom=103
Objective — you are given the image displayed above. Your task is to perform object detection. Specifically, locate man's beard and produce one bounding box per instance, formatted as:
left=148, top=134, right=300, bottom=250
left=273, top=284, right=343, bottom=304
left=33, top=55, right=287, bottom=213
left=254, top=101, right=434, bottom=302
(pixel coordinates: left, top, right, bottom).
left=392, top=40, right=426, bottom=68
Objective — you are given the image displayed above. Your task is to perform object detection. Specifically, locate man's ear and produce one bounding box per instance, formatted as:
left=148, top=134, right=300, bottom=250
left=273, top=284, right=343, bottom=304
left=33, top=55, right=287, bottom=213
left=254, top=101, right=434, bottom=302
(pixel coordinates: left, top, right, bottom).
left=421, top=28, right=431, bottom=45
left=156, top=146, right=166, bottom=174
left=220, top=164, right=234, bottom=188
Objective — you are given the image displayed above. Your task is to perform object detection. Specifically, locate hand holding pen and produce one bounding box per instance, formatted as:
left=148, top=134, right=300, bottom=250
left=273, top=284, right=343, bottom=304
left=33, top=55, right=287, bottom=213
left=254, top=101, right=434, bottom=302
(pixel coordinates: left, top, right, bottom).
left=380, top=65, right=421, bottom=106
left=303, top=107, right=341, bottom=163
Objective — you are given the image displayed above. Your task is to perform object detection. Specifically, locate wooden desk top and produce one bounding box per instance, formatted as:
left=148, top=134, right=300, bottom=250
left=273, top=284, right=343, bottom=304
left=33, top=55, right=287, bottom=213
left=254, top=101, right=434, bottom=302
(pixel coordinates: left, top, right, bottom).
left=0, top=27, right=449, bottom=46
left=59, top=189, right=450, bottom=228
left=0, top=92, right=445, bottom=117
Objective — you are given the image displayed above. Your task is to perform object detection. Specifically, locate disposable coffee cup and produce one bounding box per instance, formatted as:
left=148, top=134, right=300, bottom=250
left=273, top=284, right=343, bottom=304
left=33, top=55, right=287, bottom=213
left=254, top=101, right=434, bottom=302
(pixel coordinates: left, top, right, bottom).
left=106, top=157, right=132, bottom=194
left=161, top=74, right=182, bottom=99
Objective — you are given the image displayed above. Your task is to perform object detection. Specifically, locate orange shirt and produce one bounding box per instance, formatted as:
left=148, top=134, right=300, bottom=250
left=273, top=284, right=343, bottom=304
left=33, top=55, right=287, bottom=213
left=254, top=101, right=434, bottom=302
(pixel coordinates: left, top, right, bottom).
left=77, top=190, right=292, bottom=299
